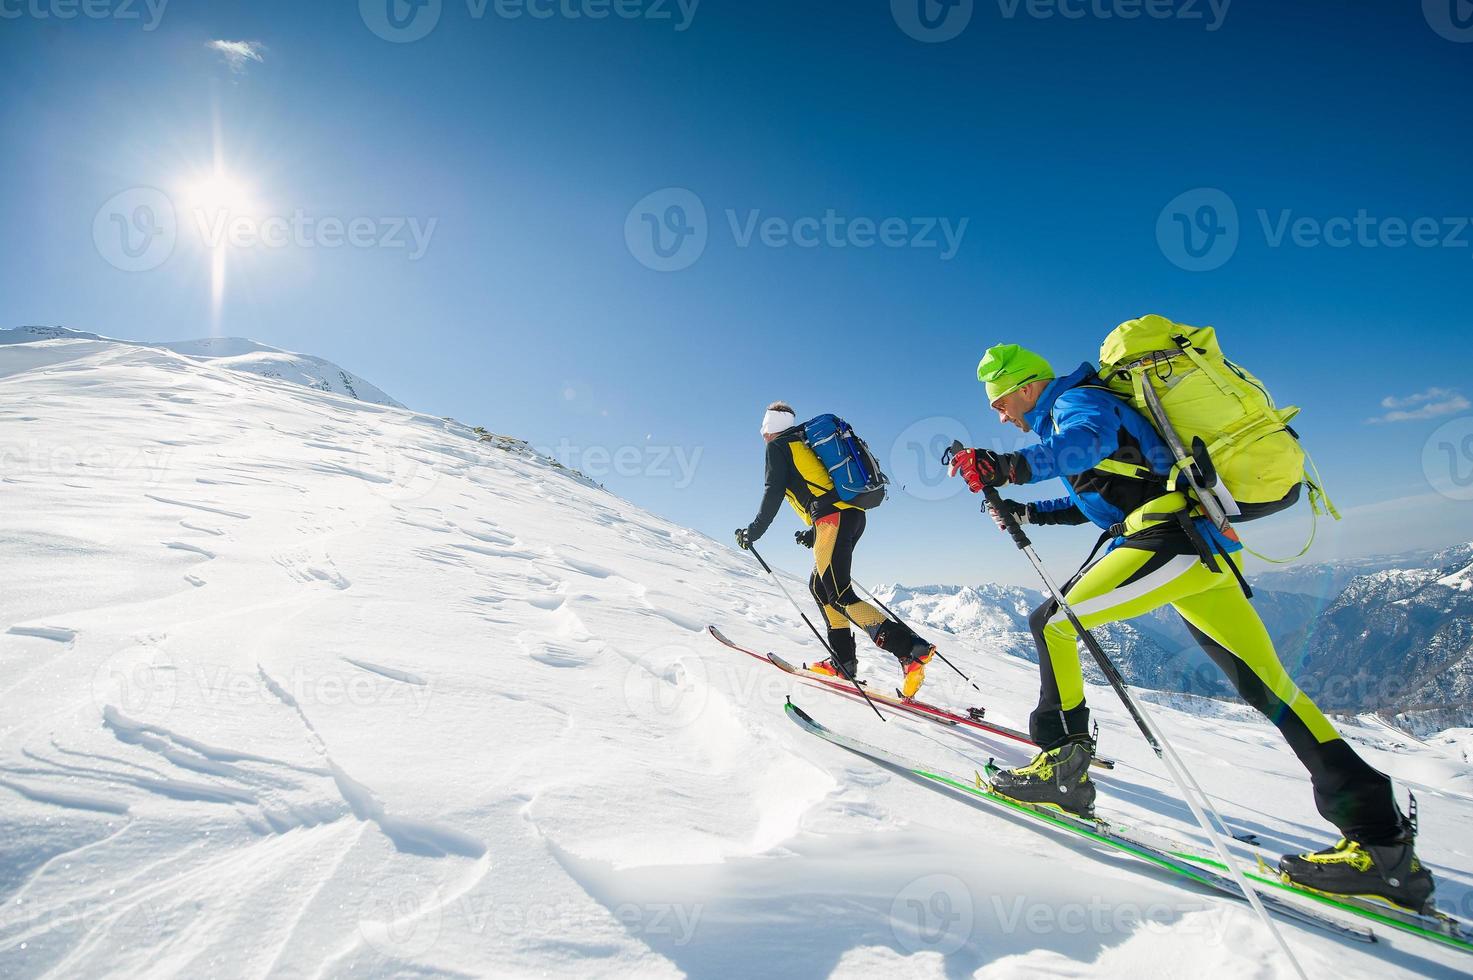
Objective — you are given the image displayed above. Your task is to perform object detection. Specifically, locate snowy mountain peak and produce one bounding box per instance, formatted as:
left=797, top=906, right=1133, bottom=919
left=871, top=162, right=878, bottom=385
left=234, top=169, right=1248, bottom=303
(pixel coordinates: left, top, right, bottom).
left=1, top=325, right=404, bottom=408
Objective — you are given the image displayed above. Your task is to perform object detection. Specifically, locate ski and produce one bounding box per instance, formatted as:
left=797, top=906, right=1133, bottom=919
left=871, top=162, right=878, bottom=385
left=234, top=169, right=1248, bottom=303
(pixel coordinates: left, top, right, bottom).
left=708, top=625, right=1116, bottom=769
left=1174, top=851, right=1472, bottom=954
left=784, top=699, right=1375, bottom=945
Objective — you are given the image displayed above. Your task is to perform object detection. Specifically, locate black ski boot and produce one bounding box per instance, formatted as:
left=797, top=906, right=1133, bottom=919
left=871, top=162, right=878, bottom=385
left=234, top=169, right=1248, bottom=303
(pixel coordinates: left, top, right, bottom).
left=988, top=738, right=1097, bottom=819
left=811, top=629, right=859, bottom=680
left=1278, top=815, right=1436, bottom=913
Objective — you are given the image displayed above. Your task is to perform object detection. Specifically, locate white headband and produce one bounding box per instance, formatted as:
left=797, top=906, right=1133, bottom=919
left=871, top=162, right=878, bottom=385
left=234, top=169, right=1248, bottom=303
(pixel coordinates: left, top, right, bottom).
left=761, top=408, right=795, bottom=435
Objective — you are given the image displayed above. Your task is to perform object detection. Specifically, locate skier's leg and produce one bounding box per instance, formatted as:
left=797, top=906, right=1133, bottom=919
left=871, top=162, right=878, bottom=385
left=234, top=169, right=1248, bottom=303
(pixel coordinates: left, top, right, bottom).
left=820, top=510, right=926, bottom=662
left=1002, top=548, right=1251, bottom=817
left=1170, top=556, right=1431, bottom=908
left=1029, top=548, right=1206, bottom=748
left=809, top=516, right=857, bottom=674
left=1170, top=559, right=1401, bottom=844
left=813, top=511, right=890, bottom=639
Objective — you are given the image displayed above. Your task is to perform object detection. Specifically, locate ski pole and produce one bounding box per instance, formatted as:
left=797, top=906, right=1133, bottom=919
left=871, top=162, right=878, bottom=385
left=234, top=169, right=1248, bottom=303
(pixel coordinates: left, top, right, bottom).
left=945, top=441, right=1307, bottom=978
left=850, top=579, right=983, bottom=694
left=746, top=541, right=886, bottom=723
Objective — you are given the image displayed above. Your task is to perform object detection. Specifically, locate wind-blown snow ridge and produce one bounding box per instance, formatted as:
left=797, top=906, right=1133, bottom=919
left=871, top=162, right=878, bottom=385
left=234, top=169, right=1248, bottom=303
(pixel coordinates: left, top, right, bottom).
left=0, top=332, right=1470, bottom=978
left=1, top=325, right=404, bottom=408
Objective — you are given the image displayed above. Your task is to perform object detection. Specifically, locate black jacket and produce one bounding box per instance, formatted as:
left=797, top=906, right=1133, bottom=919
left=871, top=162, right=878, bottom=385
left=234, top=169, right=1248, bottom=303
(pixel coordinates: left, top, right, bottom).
left=746, top=430, right=837, bottom=541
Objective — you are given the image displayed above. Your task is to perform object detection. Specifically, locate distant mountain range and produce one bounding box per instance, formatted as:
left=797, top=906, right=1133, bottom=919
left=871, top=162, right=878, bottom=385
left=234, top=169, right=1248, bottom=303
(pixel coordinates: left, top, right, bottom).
left=875, top=541, right=1473, bottom=733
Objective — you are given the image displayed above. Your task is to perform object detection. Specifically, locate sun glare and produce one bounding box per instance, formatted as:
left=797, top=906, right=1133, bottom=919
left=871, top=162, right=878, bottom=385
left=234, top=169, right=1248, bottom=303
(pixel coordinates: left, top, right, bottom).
left=179, top=171, right=257, bottom=218
left=174, top=167, right=259, bottom=337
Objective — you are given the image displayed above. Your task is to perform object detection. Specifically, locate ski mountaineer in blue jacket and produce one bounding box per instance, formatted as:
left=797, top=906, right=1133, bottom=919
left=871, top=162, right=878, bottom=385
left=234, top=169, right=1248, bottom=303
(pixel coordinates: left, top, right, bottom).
left=946, top=343, right=1434, bottom=913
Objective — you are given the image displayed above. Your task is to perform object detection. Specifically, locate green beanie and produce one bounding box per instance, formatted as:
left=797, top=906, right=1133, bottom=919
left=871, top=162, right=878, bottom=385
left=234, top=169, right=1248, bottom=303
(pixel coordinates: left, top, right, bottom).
left=977, top=344, right=1054, bottom=401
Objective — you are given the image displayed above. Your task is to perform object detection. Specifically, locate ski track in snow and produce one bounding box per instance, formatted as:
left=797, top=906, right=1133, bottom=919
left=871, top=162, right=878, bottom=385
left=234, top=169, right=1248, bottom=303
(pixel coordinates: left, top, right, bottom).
left=0, top=335, right=1470, bottom=979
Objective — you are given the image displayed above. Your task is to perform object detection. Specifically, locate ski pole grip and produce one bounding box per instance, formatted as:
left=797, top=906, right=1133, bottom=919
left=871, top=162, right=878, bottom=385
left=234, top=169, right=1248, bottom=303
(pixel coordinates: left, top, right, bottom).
left=944, top=439, right=1033, bottom=550
left=984, top=486, right=1033, bottom=550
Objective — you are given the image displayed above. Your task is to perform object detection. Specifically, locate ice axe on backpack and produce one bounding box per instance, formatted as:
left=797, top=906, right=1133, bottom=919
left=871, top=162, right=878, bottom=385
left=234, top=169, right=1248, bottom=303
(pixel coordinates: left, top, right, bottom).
left=1136, top=377, right=1233, bottom=534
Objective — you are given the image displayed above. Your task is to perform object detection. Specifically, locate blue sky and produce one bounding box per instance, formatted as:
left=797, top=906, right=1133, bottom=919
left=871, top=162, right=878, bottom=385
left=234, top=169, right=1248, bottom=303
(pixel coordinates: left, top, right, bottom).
left=3, top=1, right=1471, bottom=587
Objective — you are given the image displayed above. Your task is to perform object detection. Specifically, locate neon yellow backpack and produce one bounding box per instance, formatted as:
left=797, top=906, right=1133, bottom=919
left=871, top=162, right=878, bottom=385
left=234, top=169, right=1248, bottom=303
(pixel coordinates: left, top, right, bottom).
left=1098, top=314, right=1339, bottom=560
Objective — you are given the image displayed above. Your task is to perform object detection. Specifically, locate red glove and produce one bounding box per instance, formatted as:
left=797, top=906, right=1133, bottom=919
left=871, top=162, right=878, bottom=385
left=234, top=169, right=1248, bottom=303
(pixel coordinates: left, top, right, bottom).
left=948, top=448, right=1016, bottom=492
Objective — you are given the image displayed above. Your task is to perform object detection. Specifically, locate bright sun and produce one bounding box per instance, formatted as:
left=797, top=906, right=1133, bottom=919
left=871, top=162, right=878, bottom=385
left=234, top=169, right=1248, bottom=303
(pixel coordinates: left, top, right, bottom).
left=179, top=171, right=257, bottom=217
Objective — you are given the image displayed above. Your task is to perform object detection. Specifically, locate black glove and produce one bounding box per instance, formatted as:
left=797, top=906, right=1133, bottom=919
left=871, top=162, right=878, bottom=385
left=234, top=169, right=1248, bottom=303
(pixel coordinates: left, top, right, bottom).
left=987, top=498, right=1030, bottom=533
left=795, top=527, right=815, bottom=549
left=734, top=527, right=752, bottom=550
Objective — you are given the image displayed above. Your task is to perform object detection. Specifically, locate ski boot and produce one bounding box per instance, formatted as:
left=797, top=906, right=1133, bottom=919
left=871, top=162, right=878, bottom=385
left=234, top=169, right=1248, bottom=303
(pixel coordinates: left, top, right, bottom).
left=1278, top=813, right=1435, bottom=913
left=810, top=658, right=857, bottom=680
left=812, top=630, right=858, bottom=681
left=988, top=738, right=1097, bottom=818
left=899, top=644, right=935, bottom=699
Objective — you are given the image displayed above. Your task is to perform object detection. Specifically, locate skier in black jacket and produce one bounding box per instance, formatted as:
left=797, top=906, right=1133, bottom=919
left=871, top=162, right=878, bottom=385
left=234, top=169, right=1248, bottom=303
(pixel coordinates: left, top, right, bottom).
left=735, top=402, right=934, bottom=697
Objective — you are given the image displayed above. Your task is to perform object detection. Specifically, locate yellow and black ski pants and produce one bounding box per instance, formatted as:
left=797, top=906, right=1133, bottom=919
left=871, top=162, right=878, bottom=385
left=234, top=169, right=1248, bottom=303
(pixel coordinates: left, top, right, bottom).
left=808, top=510, right=918, bottom=668
left=1032, top=544, right=1402, bottom=844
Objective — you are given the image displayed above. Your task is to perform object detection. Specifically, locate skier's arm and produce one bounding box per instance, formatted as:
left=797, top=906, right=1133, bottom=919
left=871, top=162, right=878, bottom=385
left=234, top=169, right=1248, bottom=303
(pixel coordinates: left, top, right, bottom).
left=746, top=441, right=790, bottom=542
left=1017, top=390, right=1119, bottom=483
left=1028, top=497, right=1090, bottom=526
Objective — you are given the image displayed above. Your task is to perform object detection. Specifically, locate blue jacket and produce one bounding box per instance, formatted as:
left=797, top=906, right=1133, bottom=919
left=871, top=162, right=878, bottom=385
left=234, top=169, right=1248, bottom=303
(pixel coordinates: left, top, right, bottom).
left=1016, top=363, right=1240, bottom=554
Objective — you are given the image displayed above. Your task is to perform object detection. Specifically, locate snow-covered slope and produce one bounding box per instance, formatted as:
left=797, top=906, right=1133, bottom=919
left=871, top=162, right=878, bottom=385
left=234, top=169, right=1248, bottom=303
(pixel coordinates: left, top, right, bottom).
left=2, top=335, right=1472, bottom=978
left=0, top=326, right=403, bottom=408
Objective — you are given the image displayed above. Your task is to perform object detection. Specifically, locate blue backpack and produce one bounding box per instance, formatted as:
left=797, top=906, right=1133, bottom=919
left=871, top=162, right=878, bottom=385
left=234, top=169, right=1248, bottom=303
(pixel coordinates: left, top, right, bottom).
left=800, top=414, right=889, bottom=510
